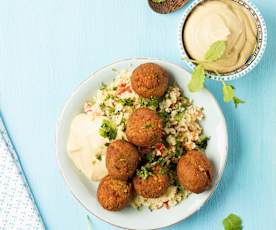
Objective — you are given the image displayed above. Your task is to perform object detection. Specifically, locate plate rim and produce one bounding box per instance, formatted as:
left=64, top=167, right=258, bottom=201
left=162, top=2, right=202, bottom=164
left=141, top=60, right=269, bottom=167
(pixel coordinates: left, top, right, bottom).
left=55, top=57, right=228, bottom=229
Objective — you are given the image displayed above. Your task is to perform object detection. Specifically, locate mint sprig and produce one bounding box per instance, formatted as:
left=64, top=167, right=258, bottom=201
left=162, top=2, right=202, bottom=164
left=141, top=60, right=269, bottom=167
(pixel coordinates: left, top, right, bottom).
left=223, top=213, right=242, bottom=230
left=185, top=40, right=245, bottom=108
left=222, top=82, right=245, bottom=108
left=188, top=65, right=205, bottom=92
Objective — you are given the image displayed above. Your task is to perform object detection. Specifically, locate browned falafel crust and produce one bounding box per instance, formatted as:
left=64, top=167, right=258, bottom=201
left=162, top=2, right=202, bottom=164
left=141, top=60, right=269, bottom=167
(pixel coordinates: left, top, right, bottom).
left=106, top=140, right=140, bottom=180
left=97, top=176, right=133, bottom=211
left=133, top=166, right=169, bottom=198
left=131, top=63, right=169, bottom=98
left=126, top=108, right=163, bottom=147
left=177, top=150, right=213, bottom=194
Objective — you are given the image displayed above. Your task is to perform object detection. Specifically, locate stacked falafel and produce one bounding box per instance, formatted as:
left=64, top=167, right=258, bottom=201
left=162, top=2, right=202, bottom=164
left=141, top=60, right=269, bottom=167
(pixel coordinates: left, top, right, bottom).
left=97, top=63, right=213, bottom=211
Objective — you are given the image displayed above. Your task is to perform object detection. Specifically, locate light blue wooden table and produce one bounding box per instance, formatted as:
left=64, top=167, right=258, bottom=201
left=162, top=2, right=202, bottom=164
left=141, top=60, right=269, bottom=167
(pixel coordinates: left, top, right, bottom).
left=1, top=0, right=275, bottom=229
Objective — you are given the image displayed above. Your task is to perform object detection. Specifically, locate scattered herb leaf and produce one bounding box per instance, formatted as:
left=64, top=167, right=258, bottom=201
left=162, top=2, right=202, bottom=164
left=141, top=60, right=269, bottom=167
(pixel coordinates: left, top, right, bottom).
left=196, top=135, right=210, bottom=149
left=146, top=153, right=154, bottom=162
left=139, top=97, right=159, bottom=109
left=174, top=112, right=184, bottom=122
left=100, top=82, right=107, bottom=90
left=204, top=40, right=226, bottom=62
left=96, top=153, right=102, bottom=161
left=222, top=83, right=235, bottom=102
left=223, top=214, right=242, bottom=230
left=233, top=96, right=245, bottom=108
left=185, top=40, right=244, bottom=108
left=137, top=166, right=152, bottom=180
left=144, top=122, right=153, bottom=129
left=99, top=119, right=117, bottom=140
left=222, top=81, right=245, bottom=108
left=188, top=65, right=205, bottom=92
left=118, top=98, right=134, bottom=106
left=160, top=167, right=168, bottom=175
left=158, top=111, right=169, bottom=121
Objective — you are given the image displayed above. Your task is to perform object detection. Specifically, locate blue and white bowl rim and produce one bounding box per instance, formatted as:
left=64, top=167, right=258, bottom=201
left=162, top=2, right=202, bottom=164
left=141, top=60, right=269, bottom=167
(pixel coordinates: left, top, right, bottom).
left=178, top=0, right=267, bottom=81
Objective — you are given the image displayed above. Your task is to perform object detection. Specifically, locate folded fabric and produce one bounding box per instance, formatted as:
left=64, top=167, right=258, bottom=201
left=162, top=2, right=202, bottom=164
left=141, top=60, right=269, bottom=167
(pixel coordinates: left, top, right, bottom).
left=0, top=115, right=45, bottom=230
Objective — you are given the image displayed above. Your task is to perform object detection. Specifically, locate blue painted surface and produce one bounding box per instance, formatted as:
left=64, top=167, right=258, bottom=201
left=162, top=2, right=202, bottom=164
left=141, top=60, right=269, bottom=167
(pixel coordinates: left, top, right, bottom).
left=0, top=0, right=275, bottom=229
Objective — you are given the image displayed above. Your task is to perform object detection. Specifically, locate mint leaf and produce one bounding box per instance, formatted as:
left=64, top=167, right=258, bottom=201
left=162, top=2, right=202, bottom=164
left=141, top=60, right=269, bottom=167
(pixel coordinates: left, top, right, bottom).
left=204, top=40, right=226, bottom=62
left=188, top=65, right=205, bottom=92
left=222, top=83, right=234, bottom=102
left=233, top=96, right=245, bottom=108
left=222, top=82, right=245, bottom=108
left=223, top=214, right=242, bottom=230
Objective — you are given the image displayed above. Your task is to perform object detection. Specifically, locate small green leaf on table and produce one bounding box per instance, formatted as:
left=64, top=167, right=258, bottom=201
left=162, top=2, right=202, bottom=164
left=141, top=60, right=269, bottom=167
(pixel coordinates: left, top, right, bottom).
left=222, top=81, right=245, bottom=108
left=223, top=213, right=242, bottom=230
left=188, top=65, right=205, bottom=92
left=233, top=96, right=245, bottom=108
left=222, top=83, right=235, bottom=102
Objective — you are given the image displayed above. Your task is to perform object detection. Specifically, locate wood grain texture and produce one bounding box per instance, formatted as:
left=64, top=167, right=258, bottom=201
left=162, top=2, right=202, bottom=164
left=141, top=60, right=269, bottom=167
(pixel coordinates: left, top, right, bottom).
left=0, top=0, right=275, bottom=229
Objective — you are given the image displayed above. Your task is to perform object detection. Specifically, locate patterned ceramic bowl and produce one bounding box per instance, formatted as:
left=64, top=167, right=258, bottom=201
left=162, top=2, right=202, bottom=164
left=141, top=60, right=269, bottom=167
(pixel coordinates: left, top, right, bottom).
left=178, top=0, right=267, bottom=81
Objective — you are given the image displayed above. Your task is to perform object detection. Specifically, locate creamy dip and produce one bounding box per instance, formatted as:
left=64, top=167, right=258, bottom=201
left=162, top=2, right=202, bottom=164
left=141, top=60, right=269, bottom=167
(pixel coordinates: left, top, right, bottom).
left=67, top=114, right=108, bottom=181
left=183, top=0, right=257, bottom=73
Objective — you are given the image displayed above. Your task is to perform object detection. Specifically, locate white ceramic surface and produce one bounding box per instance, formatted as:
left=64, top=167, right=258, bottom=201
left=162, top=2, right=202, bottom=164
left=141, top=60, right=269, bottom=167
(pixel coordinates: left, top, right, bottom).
left=178, top=0, right=267, bottom=81
left=56, top=58, right=228, bottom=230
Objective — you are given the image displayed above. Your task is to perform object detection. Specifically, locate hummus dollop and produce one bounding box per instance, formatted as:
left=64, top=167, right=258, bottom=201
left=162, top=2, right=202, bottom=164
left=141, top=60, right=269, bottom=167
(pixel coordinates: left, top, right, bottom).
left=67, top=114, right=108, bottom=181
left=183, top=0, right=257, bottom=73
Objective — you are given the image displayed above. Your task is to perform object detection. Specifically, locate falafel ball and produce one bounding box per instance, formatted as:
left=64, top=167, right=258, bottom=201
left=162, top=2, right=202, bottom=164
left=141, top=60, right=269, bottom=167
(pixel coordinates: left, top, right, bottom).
left=97, top=175, right=133, bottom=211
left=133, top=165, right=169, bottom=198
left=106, top=140, right=140, bottom=180
left=177, top=150, right=213, bottom=194
left=131, top=63, right=169, bottom=98
left=126, top=108, right=163, bottom=147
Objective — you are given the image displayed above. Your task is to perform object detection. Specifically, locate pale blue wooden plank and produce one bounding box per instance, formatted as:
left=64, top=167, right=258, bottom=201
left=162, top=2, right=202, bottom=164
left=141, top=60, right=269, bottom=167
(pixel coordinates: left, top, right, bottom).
left=0, top=0, right=275, bottom=229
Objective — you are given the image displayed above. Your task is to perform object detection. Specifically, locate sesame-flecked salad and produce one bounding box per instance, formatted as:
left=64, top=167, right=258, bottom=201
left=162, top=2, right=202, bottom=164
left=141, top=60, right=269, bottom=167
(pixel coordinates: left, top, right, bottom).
left=67, top=63, right=213, bottom=212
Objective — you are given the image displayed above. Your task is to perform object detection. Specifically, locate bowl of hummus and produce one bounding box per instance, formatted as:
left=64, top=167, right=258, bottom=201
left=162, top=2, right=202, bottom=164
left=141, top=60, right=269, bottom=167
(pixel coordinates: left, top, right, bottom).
left=178, top=0, right=267, bottom=81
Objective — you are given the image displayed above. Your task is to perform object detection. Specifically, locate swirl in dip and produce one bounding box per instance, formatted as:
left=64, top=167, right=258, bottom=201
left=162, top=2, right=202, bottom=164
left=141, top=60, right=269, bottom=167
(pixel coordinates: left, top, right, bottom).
left=183, top=0, right=257, bottom=73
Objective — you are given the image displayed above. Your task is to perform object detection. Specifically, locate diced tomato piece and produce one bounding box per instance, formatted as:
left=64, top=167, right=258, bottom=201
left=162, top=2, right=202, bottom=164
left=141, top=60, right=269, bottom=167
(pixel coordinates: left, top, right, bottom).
left=117, top=84, right=132, bottom=95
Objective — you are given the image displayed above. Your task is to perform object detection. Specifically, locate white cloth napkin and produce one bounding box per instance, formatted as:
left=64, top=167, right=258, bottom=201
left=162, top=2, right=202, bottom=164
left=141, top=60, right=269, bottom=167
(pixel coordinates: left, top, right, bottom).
left=0, top=115, right=45, bottom=230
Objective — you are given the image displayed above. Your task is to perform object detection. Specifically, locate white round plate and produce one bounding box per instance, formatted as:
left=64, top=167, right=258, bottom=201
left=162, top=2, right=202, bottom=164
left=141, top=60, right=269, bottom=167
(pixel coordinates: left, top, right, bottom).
left=56, top=58, right=228, bottom=230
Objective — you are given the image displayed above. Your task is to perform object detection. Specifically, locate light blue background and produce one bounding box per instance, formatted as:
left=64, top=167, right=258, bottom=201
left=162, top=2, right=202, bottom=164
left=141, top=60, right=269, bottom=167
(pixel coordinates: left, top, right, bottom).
left=0, top=0, right=275, bottom=229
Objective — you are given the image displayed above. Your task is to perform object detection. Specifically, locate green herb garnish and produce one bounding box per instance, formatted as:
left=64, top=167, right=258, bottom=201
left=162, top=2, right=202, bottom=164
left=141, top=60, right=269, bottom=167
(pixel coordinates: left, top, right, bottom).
left=174, top=112, right=184, bottom=122
left=146, top=153, right=154, bottom=162
left=185, top=40, right=245, bottom=108
left=223, top=214, right=242, bottom=230
left=118, top=98, right=134, bottom=106
left=100, top=82, right=107, bottom=90
left=137, top=166, right=152, bottom=180
left=188, top=65, right=205, bottom=92
left=158, top=111, right=169, bottom=121
left=196, top=135, right=210, bottom=149
left=99, top=119, right=117, bottom=140
left=204, top=40, right=226, bottom=62
left=96, top=153, right=102, bottom=161
left=188, top=40, right=225, bottom=92
left=144, top=122, right=153, bottom=129
left=99, top=103, right=105, bottom=110
left=139, top=97, right=159, bottom=109
left=160, top=167, right=168, bottom=175
left=222, top=82, right=245, bottom=108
